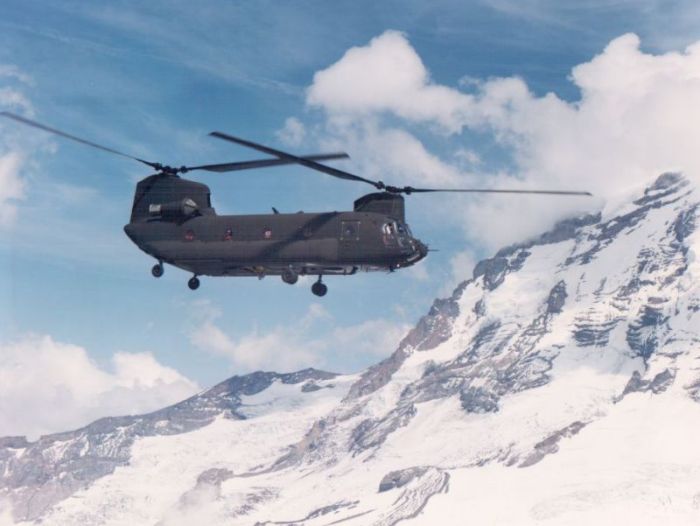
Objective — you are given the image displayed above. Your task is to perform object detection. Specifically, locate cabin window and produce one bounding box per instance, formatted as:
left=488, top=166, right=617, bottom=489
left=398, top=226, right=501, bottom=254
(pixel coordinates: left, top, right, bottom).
left=341, top=221, right=361, bottom=241
left=184, top=229, right=195, bottom=241
left=382, top=223, right=396, bottom=246
left=263, top=228, right=273, bottom=240
left=223, top=228, right=233, bottom=241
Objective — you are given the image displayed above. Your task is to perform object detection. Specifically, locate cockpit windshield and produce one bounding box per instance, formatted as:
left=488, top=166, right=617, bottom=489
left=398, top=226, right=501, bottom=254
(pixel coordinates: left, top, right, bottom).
left=382, top=221, right=411, bottom=247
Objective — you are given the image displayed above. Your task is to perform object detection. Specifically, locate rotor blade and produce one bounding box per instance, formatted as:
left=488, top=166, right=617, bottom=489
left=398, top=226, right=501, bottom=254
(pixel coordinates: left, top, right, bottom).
left=400, top=187, right=593, bottom=196
left=210, top=131, right=382, bottom=188
left=0, top=111, right=160, bottom=170
left=188, top=152, right=350, bottom=173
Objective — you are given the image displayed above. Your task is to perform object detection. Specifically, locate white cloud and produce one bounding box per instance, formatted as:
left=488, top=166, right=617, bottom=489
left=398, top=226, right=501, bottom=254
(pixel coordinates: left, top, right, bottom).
left=318, top=119, right=464, bottom=188
left=0, top=335, right=198, bottom=440
left=330, top=318, right=412, bottom=358
left=188, top=302, right=325, bottom=371
left=0, top=152, right=25, bottom=227
left=276, top=116, right=306, bottom=147
left=188, top=301, right=409, bottom=373
left=307, top=30, right=475, bottom=134
left=0, top=65, right=33, bottom=86
left=440, top=250, right=477, bottom=297
left=0, top=66, right=35, bottom=229
left=304, top=30, right=700, bottom=250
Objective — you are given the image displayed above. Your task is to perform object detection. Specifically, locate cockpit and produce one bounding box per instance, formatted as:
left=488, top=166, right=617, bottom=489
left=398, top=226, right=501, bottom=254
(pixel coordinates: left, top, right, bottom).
left=382, top=220, right=413, bottom=248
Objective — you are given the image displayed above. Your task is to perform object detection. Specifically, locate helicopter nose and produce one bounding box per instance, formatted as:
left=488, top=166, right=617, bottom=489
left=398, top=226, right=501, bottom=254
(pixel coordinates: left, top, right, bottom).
left=404, top=238, right=428, bottom=265
left=415, top=239, right=429, bottom=260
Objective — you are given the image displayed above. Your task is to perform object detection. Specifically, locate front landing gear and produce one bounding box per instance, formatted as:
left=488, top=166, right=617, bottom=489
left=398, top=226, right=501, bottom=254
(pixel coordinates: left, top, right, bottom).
left=311, top=277, right=327, bottom=297
left=151, top=262, right=164, bottom=278
left=188, top=276, right=200, bottom=290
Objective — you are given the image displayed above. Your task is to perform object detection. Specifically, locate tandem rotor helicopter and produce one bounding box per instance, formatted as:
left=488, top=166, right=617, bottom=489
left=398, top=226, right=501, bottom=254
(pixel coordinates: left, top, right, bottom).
left=1, top=112, right=591, bottom=296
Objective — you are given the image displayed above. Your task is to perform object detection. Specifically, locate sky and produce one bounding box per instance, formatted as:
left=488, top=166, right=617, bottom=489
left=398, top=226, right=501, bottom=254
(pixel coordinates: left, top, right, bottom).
left=2, top=0, right=700, bottom=438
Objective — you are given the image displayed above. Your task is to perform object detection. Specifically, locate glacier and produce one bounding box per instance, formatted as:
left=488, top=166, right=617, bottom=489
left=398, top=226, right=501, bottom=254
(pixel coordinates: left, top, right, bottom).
left=2, top=172, right=700, bottom=525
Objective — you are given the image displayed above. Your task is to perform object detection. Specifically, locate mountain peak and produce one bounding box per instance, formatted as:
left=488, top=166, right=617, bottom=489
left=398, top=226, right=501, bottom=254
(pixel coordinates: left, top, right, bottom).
left=2, top=174, right=699, bottom=525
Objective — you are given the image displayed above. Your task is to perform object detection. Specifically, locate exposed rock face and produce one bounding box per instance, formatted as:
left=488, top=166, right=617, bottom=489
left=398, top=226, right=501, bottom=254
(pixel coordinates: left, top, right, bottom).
left=3, top=173, right=700, bottom=526
left=622, top=369, right=676, bottom=396
left=518, top=421, right=588, bottom=467
left=344, top=286, right=464, bottom=401
left=378, top=466, right=429, bottom=492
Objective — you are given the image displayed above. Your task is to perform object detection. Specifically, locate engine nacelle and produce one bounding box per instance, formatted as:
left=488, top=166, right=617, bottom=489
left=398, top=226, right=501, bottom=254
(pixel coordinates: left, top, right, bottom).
left=149, top=198, right=199, bottom=220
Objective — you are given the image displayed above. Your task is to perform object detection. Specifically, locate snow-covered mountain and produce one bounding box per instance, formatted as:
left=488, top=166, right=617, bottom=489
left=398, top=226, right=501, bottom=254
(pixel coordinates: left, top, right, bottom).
left=2, top=173, right=700, bottom=525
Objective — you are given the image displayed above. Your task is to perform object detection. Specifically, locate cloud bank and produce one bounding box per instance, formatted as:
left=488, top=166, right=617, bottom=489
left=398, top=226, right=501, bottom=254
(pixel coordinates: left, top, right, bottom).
left=189, top=301, right=411, bottom=373
left=301, top=30, right=700, bottom=248
left=0, top=335, right=198, bottom=440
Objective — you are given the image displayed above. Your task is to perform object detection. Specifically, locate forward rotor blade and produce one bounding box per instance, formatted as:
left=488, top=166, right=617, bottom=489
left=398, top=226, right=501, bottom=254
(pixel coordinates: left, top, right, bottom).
left=401, top=187, right=593, bottom=196
left=188, top=152, right=350, bottom=173
left=210, top=131, right=381, bottom=188
left=0, top=111, right=160, bottom=170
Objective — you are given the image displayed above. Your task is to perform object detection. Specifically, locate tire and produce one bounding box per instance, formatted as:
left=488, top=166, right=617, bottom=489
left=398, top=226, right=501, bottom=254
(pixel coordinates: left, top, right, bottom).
left=151, top=264, right=164, bottom=278
left=311, top=281, right=327, bottom=297
left=282, top=268, right=299, bottom=285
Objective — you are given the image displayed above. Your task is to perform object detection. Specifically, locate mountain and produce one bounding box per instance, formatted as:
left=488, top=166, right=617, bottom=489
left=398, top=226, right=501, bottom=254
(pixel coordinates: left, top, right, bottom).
left=2, top=173, right=700, bottom=525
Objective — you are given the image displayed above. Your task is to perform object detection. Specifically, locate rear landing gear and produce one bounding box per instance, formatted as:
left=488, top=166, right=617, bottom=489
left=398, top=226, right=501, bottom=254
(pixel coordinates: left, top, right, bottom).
left=311, top=277, right=327, bottom=297
left=281, top=268, right=299, bottom=285
left=188, top=276, right=200, bottom=290
left=151, top=262, right=164, bottom=278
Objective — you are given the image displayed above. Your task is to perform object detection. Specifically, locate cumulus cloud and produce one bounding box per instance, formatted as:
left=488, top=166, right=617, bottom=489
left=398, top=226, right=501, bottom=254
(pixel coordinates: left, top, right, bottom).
left=0, top=335, right=199, bottom=440
left=439, top=250, right=477, bottom=297
left=319, top=121, right=463, bottom=187
left=304, top=30, right=700, bottom=249
left=188, top=301, right=410, bottom=372
left=0, top=65, right=35, bottom=228
left=275, top=116, right=306, bottom=147
left=307, top=30, right=473, bottom=133
left=0, top=152, right=25, bottom=227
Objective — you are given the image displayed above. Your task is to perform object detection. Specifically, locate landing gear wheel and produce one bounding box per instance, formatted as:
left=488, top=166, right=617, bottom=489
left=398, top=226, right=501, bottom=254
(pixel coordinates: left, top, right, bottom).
left=311, top=280, right=327, bottom=297
left=281, top=268, right=299, bottom=285
left=151, top=263, right=164, bottom=278
left=188, top=276, right=200, bottom=290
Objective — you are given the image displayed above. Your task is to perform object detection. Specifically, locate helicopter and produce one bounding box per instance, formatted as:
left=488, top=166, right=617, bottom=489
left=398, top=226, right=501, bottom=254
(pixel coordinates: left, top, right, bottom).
left=1, top=112, right=591, bottom=296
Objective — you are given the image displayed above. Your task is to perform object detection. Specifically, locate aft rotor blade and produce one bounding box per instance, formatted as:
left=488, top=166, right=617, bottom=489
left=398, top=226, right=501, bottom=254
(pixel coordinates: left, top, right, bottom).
left=188, top=152, right=350, bottom=173
left=210, top=131, right=382, bottom=188
left=401, top=187, right=593, bottom=196
left=0, top=111, right=160, bottom=170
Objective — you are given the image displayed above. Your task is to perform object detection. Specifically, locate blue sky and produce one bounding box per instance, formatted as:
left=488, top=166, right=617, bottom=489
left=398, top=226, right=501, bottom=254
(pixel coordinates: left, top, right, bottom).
left=2, top=0, right=700, bottom=433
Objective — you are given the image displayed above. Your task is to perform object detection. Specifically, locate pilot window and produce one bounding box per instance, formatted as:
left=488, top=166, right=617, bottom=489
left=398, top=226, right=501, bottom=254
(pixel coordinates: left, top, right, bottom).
left=340, top=221, right=361, bottom=241
left=382, top=222, right=396, bottom=245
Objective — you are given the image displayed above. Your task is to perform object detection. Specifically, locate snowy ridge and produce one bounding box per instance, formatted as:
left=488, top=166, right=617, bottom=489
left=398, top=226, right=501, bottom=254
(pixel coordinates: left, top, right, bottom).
left=2, top=173, right=700, bottom=525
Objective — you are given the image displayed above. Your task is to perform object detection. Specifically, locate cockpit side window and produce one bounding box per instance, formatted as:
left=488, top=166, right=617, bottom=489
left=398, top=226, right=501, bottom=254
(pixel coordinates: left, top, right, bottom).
left=382, top=222, right=396, bottom=246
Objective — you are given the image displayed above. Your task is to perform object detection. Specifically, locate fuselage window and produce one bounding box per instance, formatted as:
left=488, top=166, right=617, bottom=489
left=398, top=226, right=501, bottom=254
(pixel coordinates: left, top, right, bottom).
left=223, top=228, right=233, bottom=241
left=184, top=229, right=195, bottom=241
left=263, top=228, right=273, bottom=240
left=341, top=221, right=361, bottom=241
left=382, top=223, right=396, bottom=245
